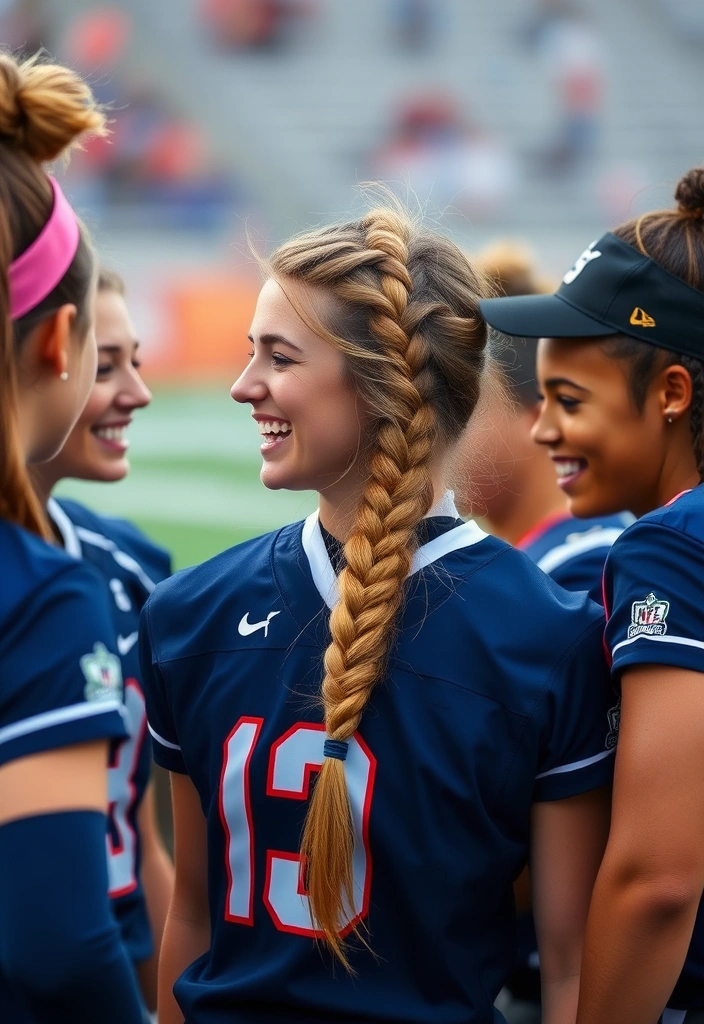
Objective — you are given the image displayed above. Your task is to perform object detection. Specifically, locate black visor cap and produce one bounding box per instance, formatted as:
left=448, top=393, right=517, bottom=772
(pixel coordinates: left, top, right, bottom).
left=479, top=232, right=704, bottom=361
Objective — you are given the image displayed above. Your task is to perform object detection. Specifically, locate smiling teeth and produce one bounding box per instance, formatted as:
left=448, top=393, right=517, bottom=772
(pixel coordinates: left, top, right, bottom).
left=96, top=427, right=126, bottom=442
left=555, top=460, right=583, bottom=478
left=257, top=421, right=292, bottom=436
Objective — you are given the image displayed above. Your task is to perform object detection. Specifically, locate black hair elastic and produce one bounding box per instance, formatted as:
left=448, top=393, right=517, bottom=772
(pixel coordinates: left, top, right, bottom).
left=323, top=739, right=348, bottom=761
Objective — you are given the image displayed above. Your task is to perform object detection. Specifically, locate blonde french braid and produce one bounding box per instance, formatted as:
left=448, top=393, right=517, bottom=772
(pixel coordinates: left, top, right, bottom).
left=267, top=205, right=489, bottom=967
left=298, top=212, right=439, bottom=964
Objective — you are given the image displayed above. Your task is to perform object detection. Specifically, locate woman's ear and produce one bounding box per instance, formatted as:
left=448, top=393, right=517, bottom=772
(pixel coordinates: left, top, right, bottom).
left=35, top=304, right=78, bottom=378
left=656, top=363, right=693, bottom=423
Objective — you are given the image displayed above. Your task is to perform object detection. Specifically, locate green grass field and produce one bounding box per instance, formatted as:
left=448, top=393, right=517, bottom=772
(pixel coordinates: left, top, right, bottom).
left=55, top=386, right=317, bottom=570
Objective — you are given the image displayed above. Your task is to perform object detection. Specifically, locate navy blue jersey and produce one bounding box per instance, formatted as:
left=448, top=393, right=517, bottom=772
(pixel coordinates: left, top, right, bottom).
left=48, top=497, right=171, bottom=965
left=0, top=518, right=129, bottom=1019
left=143, top=512, right=616, bottom=1024
left=604, top=485, right=704, bottom=1010
left=518, top=511, right=634, bottom=603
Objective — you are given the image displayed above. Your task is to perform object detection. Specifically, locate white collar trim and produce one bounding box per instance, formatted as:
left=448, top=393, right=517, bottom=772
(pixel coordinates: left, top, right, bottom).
left=47, top=496, right=82, bottom=559
left=301, top=495, right=488, bottom=610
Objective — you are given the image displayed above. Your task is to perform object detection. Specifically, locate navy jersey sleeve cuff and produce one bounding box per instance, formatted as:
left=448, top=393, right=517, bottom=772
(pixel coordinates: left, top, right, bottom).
left=611, top=634, right=704, bottom=676
left=140, top=595, right=186, bottom=774
left=533, top=614, right=617, bottom=802
left=147, top=722, right=187, bottom=774
left=0, top=701, right=127, bottom=770
left=533, top=746, right=615, bottom=802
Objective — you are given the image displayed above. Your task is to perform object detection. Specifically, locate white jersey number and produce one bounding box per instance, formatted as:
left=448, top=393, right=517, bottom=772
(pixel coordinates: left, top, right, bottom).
left=219, top=719, right=376, bottom=937
left=107, top=680, right=147, bottom=897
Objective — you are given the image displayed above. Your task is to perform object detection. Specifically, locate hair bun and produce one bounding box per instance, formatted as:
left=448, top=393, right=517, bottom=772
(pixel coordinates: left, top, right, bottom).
left=674, top=167, right=704, bottom=220
left=0, top=52, right=107, bottom=163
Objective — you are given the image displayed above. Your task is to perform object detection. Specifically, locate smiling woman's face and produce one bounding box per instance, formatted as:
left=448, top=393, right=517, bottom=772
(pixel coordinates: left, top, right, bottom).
left=231, top=277, right=367, bottom=507
left=531, top=336, right=675, bottom=518
left=47, top=288, right=152, bottom=483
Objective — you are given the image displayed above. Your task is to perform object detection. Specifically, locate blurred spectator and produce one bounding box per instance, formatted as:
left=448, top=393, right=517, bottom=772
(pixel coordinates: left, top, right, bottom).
left=369, top=93, right=516, bottom=221
left=200, top=0, right=314, bottom=52
left=55, top=6, right=239, bottom=229
left=389, top=0, right=439, bottom=53
left=66, top=80, right=236, bottom=228
left=525, top=2, right=606, bottom=175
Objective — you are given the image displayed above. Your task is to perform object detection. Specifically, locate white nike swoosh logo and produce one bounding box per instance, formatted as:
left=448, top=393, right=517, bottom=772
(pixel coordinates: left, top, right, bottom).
left=238, top=611, right=281, bottom=637
left=117, top=632, right=139, bottom=656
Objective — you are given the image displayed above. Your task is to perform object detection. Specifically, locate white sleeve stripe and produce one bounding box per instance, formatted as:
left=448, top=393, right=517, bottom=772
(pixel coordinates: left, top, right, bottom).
left=148, top=723, right=181, bottom=751
left=612, top=632, right=704, bottom=657
left=536, top=747, right=614, bottom=780
left=0, top=700, right=124, bottom=748
left=536, top=528, right=624, bottom=576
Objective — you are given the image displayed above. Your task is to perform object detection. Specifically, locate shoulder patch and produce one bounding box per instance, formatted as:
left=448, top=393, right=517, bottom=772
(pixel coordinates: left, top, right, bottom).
left=628, top=592, right=669, bottom=639
left=80, top=642, right=123, bottom=703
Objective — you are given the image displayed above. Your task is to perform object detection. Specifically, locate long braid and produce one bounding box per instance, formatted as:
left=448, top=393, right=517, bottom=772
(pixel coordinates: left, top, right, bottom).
left=267, top=206, right=489, bottom=967
left=299, top=212, right=438, bottom=965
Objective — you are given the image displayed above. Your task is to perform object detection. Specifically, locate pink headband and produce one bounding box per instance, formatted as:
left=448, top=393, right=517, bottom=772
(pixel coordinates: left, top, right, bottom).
left=8, top=176, right=80, bottom=321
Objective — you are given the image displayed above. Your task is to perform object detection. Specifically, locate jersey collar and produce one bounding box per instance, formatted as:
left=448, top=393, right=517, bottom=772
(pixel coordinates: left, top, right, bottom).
left=47, top=496, right=82, bottom=558
left=301, top=493, right=488, bottom=610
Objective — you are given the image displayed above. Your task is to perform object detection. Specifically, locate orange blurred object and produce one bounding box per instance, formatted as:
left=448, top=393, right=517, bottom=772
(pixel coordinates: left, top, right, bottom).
left=144, top=273, right=260, bottom=382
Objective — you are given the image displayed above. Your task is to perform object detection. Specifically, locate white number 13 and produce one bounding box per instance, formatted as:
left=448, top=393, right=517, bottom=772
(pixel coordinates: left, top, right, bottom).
left=218, top=719, right=376, bottom=937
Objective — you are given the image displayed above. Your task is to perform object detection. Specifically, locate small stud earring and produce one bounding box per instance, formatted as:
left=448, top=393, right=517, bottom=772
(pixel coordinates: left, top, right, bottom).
left=60, top=371, right=68, bottom=381
left=666, top=414, right=673, bottom=424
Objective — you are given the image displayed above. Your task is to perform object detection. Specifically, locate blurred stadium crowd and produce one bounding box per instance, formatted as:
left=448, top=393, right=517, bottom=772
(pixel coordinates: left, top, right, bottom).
left=4, top=0, right=703, bottom=563
left=2, top=0, right=703, bottom=248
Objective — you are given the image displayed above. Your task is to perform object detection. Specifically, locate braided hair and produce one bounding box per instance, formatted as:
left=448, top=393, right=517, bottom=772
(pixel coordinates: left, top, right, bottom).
left=268, top=206, right=489, bottom=965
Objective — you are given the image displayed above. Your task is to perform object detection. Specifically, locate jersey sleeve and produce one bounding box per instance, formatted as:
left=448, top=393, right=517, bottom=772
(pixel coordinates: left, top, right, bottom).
left=139, top=597, right=186, bottom=774
left=533, top=616, right=617, bottom=802
left=605, top=521, right=704, bottom=676
left=0, top=563, right=127, bottom=770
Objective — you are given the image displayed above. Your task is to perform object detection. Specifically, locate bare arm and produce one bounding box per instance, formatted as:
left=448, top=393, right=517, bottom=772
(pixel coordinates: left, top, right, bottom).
left=0, top=740, right=110, bottom=824
left=158, top=771, right=210, bottom=1024
left=577, top=666, right=704, bottom=1024
left=531, top=786, right=611, bottom=1024
left=136, top=779, right=175, bottom=1012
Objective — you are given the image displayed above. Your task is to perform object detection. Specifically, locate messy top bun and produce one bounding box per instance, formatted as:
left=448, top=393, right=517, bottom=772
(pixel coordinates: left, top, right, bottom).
left=0, top=51, right=107, bottom=163
left=0, top=51, right=106, bottom=540
left=675, top=166, right=704, bottom=221
left=614, top=166, right=704, bottom=292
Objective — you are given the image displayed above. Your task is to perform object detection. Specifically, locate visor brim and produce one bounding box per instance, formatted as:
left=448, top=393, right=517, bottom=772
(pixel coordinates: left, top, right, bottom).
left=479, top=293, right=618, bottom=340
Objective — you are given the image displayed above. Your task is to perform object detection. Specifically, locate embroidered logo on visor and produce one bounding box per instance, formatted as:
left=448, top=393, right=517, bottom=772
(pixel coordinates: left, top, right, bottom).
left=562, top=240, right=602, bottom=284
left=630, top=307, right=656, bottom=328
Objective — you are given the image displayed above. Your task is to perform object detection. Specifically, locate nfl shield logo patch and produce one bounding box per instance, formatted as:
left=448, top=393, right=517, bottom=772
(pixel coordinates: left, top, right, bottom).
left=627, top=592, right=669, bottom=639
left=80, top=642, right=123, bottom=703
